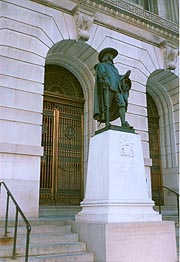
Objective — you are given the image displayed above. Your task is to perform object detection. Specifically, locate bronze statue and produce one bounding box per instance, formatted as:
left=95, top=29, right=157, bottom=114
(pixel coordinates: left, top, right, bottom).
left=94, top=47, right=133, bottom=129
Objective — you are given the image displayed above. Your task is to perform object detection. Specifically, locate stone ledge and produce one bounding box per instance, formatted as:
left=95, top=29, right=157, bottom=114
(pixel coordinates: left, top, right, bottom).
left=0, top=142, right=43, bottom=156
left=95, top=124, right=135, bottom=135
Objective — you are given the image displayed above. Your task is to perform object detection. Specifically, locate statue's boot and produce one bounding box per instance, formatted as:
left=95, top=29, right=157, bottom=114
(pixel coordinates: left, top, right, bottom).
left=119, top=107, right=133, bottom=129
left=123, top=121, right=133, bottom=129
left=119, top=107, right=126, bottom=126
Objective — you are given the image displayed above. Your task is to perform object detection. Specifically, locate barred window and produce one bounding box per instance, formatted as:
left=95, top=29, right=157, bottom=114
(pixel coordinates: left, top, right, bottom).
left=128, top=0, right=178, bottom=23
left=128, top=0, right=158, bottom=14
left=165, top=0, right=179, bottom=23
left=143, top=0, right=158, bottom=14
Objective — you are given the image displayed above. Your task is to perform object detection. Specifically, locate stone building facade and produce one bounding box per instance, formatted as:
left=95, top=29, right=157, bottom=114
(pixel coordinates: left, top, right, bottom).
left=0, top=0, right=179, bottom=217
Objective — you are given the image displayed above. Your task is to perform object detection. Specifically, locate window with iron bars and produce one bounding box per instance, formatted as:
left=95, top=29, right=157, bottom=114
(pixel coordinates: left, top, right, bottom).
left=128, top=0, right=178, bottom=23
left=128, top=0, right=158, bottom=14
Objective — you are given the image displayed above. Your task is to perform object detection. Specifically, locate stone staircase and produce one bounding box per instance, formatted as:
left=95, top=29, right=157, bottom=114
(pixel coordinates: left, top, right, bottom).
left=0, top=205, right=178, bottom=261
left=0, top=217, right=94, bottom=262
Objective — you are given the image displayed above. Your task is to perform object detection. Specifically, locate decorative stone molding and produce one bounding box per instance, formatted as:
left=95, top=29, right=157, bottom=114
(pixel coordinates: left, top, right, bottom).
left=72, top=0, right=178, bottom=45
left=73, top=6, right=94, bottom=42
left=0, top=142, right=43, bottom=156
left=33, top=0, right=179, bottom=45
left=160, top=41, right=178, bottom=70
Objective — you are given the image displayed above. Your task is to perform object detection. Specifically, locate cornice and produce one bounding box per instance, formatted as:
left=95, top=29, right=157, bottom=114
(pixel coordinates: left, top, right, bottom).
left=31, top=0, right=179, bottom=47
left=74, top=0, right=179, bottom=47
left=93, top=0, right=178, bottom=33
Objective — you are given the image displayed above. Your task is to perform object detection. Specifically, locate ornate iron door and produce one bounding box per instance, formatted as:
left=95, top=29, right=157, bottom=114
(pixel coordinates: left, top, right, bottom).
left=40, top=94, right=84, bottom=205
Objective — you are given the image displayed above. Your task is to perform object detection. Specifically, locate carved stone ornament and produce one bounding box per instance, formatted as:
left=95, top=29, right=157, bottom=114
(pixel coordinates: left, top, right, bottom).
left=119, top=135, right=134, bottom=158
left=73, top=6, right=94, bottom=42
left=160, top=41, right=178, bottom=70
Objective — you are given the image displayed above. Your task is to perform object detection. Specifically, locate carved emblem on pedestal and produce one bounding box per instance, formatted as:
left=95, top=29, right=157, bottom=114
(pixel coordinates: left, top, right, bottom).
left=119, top=135, right=134, bottom=157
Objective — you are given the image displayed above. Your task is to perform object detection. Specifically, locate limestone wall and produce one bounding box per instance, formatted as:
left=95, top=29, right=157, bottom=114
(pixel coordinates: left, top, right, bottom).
left=0, top=0, right=178, bottom=216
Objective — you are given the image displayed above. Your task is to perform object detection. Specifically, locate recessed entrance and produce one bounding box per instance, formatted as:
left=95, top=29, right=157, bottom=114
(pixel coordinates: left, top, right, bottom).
left=147, top=93, right=163, bottom=205
left=40, top=65, right=84, bottom=205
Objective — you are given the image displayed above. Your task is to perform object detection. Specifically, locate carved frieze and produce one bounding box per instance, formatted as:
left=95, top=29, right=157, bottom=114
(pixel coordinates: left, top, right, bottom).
left=73, top=6, right=94, bottom=42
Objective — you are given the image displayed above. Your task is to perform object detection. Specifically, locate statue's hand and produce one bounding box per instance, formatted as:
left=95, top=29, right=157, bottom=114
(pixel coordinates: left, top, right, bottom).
left=104, top=78, right=111, bottom=88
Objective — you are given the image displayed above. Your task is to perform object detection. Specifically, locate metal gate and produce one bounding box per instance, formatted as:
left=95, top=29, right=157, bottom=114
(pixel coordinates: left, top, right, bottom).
left=40, top=93, right=84, bottom=205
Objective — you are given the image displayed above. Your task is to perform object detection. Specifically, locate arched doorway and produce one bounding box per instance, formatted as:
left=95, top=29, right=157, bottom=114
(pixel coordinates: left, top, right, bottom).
left=40, top=65, right=85, bottom=205
left=147, top=93, right=163, bottom=205
left=147, top=69, right=179, bottom=205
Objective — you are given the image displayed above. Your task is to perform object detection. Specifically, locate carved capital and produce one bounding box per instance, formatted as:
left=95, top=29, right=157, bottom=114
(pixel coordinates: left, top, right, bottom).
left=73, top=6, right=94, bottom=42
left=160, top=41, right=178, bottom=70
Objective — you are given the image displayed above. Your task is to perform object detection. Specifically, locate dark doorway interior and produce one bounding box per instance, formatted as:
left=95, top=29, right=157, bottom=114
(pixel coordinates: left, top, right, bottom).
left=147, top=93, right=163, bottom=205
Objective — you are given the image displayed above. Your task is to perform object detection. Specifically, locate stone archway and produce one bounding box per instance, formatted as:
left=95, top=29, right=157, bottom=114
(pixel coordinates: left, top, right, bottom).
left=147, top=69, right=179, bottom=205
left=46, top=40, right=98, bottom=173
left=40, top=65, right=85, bottom=205
left=147, top=93, right=163, bottom=205
left=41, top=40, right=99, bottom=204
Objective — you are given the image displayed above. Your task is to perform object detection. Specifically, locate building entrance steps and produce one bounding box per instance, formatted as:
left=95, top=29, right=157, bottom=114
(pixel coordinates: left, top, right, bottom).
left=39, top=205, right=82, bottom=220
left=0, top=218, right=94, bottom=262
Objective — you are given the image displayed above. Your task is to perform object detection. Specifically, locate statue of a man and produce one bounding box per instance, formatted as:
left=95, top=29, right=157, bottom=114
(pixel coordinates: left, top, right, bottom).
left=94, top=47, right=133, bottom=128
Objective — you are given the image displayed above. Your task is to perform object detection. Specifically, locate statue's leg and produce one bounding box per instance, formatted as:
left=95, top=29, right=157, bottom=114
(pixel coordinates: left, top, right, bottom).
left=115, top=93, right=133, bottom=128
left=104, top=88, right=113, bottom=127
left=119, top=106, right=126, bottom=126
left=119, top=106, right=133, bottom=128
left=115, top=93, right=126, bottom=126
left=106, top=91, right=110, bottom=127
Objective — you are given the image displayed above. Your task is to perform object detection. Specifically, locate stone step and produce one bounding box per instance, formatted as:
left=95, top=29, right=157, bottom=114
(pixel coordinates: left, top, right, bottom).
left=154, top=205, right=178, bottom=215
left=39, top=206, right=81, bottom=219
left=0, top=218, right=94, bottom=262
left=0, top=251, right=94, bottom=262
left=0, top=242, right=87, bottom=257
left=154, top=206, right=179, bottom=222
left=31, top=252, right=94, bottom=262
left=1, top=232, right=79, bottom=246
left=0, top=218, right=66, bottom=228
left=163, top=215, right=178, bottom=223
left=0, top=224, right=71, bottom=235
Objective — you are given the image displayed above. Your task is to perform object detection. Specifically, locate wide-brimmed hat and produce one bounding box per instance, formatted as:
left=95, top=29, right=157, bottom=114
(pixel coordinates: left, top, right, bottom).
left=98, top=47, right=118, bottom=62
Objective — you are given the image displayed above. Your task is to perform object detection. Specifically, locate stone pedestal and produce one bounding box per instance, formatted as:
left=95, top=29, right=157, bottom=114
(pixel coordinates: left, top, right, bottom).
left=76, top=129, right=161, bottom=222
left=71, top=221, right=177, bottom=262
left=74, top=129, right=177, bottom=262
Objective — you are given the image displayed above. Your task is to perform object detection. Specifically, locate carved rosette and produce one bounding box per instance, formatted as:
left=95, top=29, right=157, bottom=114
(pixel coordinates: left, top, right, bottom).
left=73, top=6, right=94, bottom=42
left=160, top=41, right=178, bottom=70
